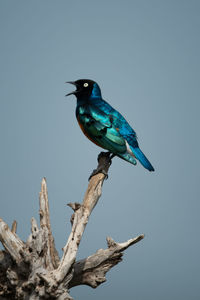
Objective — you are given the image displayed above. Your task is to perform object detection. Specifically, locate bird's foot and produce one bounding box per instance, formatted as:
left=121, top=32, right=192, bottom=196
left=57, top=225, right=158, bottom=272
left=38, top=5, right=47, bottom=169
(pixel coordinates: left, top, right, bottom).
left=88, top=152, right=115, bottom=181
left=89, top=168, right=109, bottom=181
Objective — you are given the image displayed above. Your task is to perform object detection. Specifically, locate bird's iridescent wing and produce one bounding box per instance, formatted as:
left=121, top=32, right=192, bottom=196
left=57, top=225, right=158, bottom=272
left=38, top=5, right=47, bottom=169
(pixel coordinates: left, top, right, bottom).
left=77, top=104, right=127, bottom=153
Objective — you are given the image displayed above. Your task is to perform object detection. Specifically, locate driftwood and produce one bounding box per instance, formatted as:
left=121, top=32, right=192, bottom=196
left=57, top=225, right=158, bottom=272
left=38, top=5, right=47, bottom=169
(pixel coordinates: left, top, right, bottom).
left=0, top=152, right=144, bottom=299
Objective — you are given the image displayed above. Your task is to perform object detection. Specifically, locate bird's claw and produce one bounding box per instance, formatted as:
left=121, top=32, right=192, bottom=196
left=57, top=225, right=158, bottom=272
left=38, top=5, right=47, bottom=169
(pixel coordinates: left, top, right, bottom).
left=88, top=152, right=115, bottom=181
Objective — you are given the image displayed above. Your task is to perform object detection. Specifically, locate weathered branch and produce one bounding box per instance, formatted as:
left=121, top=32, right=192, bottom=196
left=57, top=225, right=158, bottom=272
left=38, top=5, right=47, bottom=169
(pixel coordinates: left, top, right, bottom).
left=11, top=220, right=17, bottom=234
left=0, top=219, right=25, bottom=264
left=0, top=152, right=144, bottom=299
left=39, top=177, right=59, bottom=269
left=52, top=152, right=112, bottom=285
left=69, top=234, right=144, bottom=288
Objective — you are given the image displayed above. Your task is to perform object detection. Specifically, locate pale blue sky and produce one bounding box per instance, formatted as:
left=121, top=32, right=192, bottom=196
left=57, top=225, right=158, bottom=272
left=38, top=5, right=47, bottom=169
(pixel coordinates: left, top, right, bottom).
left=0, top=1, right=200, bottom=299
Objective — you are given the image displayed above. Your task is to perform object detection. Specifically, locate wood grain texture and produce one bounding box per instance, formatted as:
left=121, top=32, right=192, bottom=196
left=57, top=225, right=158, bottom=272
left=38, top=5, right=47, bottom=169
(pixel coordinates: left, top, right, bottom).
left=0, top=152, right=144, bottom=299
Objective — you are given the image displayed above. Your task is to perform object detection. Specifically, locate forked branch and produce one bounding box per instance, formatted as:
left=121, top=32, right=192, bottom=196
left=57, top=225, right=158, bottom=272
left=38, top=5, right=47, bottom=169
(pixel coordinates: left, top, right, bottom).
left=0, top=152, right=144, bottom=299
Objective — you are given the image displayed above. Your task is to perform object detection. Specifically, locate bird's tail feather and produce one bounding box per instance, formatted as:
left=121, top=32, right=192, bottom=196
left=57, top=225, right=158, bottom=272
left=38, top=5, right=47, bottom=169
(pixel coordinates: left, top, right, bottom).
left=131, top=147, right=154, bottom=172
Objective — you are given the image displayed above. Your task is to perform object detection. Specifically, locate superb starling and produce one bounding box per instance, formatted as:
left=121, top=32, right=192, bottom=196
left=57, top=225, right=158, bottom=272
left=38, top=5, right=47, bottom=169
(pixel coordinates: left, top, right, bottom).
left=66, top=79, right=154, bottom=172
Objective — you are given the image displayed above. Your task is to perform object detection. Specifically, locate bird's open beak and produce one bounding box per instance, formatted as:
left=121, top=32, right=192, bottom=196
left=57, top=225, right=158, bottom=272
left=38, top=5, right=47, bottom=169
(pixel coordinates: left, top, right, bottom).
left=65, top=81, right=78, bottom=96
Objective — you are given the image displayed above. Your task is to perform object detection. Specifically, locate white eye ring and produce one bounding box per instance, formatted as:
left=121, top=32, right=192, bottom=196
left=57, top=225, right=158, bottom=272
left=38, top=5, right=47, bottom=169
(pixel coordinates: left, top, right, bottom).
left=83, top=82, right=89, bottom=87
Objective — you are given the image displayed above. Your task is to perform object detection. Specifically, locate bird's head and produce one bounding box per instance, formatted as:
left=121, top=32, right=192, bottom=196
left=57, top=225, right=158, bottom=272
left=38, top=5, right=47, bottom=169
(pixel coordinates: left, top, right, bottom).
left=66, top=79, right=101, bottom=99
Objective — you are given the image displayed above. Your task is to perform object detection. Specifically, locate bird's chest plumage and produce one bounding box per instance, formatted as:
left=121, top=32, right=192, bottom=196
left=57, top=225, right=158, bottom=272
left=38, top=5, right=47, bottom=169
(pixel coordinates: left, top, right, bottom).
left=76, top=105, right=91, bottom=135
left=76, top=105, right=106, bottom=148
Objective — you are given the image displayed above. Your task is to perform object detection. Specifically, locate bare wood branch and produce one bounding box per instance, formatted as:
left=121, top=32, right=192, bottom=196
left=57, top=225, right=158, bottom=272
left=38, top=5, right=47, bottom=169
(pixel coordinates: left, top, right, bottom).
left=53, top=152, right=112, bottom=284
left=39, top=177, right=60, bottom=269
left=107, top=234, right=145, bottom=250
left=69, top=234, right=144, bottom=288
left=0, top=219, right=24, bottom=264
left=0, top=152, right=145, bottom=299
left=11, top=220, right=17, bottom=234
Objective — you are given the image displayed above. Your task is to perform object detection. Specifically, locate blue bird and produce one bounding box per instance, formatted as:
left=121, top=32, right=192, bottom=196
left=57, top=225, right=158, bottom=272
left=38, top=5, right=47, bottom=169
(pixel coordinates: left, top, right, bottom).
left=66, top=79, right=154, bottom=172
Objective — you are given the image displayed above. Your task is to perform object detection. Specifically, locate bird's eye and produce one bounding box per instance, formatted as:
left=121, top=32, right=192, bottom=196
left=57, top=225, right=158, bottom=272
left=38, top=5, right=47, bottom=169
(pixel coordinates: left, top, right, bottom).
left=83, top=83, right=89, bottom=87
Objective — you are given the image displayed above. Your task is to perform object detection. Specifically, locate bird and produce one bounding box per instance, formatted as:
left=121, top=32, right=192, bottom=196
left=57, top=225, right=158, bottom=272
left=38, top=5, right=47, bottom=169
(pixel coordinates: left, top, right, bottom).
left=66, top=79, right=154, bottom=172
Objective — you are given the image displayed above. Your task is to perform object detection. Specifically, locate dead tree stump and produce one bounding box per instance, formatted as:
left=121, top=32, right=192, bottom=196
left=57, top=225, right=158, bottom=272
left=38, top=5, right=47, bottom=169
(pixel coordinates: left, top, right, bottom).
left=0, top=152, right=144, bottom=299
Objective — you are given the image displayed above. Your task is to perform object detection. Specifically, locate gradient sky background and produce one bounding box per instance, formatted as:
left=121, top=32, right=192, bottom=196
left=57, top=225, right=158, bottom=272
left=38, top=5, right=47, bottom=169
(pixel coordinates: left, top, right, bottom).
left=0, top=1, right=200, bottom=299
